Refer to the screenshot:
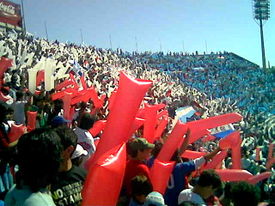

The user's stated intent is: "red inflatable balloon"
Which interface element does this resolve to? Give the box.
[27,111,37,132]
[150,159,175,195]
[181,150,206,159]
[62,92,73,120]
[70,89,89,105]
[69,73,79,89]
[202,134,216,142]
[157,121,188,162]
[215,169,253,182]
[143,104,158,143]
[86,72,152,169]
[247,172,272,185]
[157,109,168,119]
[87,87,102,109]
[268,143,274,160]
[231,140,242,169]
[36,70,45,87]
[266,158,275,170]
[219,131,241,150]
[89,120,107,137]
[8,124,27,143]
[82,143,126,206]
[187,113,242,143]
[154,116,168,140]
[80,75,87,90]
[128,117,145,137]
[188,129,210,144]
[219,131,242,169]
[203,150,228,170]
[144,103,165,111]
[187,113,242,131]
[107,90,117,111]
[136,107,146,119]
[51,88,77,101]
[55,79,75,91]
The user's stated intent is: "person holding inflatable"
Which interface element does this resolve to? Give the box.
[147,128,222,206]
[122,138,155,201]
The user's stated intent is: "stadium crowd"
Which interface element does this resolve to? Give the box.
[0,30,274,206]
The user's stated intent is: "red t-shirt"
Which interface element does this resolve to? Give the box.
[123,159,151,195]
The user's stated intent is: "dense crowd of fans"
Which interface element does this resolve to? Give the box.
[0,30,274,206]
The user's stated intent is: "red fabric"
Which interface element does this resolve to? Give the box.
[205,195,222,206]
[123,159,151,195]
[0,129,9,148]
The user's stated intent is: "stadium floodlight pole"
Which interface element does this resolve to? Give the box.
[135,36,138,53]
[44,21,49,40]
[80,29,84,45]
[20,0,26,34]
[205,40,208,54]
[259,17,266,69]
[109,34,113,50]
[253,0,270,69]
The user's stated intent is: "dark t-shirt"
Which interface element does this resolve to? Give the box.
[51,165,87,206]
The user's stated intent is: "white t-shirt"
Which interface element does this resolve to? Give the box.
[73,127,96,155]
[178,189,206,206]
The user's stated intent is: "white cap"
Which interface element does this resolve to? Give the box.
[72,144,88,159]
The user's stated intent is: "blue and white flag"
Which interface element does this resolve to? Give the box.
[69,60,83,76]
[175,106,196,123]
[212,129,234,140]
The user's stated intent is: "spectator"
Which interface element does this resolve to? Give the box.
[51,126,87,206]
[12,91,27,125]
[128,175,153,206]
[50,116,70,128]
[73,112,96,155]
[4,128,63,206]
[144,191,166,206]
[123,138,155,197]
[71,144,89,167]
[229,181,261,206]
[178,169,222,206]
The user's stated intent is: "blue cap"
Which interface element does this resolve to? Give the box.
[51,116,70,127]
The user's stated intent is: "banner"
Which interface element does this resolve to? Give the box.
[0,0,22,27]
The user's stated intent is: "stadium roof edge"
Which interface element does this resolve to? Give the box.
[229,52,259,68]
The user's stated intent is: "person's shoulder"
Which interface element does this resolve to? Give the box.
[5,185,55,206]
[179,188,192,195]
[178,189,193,203]
[71,165,87,176]
[23,190,55,206]
[176,160,195,170]
[64,165,87,181]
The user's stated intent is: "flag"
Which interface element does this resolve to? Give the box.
[175,106,196,123]
[68,60,83,76]
[212,129,234,139]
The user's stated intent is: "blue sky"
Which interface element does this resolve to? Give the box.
[13,0,274,66]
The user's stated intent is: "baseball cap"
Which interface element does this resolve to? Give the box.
[51,116,70,127]
[129,138,155,151]
[72,144,88,159]
[144,191,166,206]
